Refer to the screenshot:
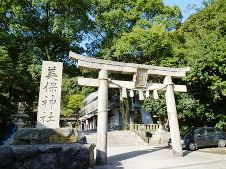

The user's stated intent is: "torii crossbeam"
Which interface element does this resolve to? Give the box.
[69,51,190,165]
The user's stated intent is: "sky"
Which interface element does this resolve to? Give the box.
[163,0,203,21]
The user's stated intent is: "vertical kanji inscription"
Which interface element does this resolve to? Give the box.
[37,61,63,128]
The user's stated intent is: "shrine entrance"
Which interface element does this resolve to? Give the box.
[69,51,190,165]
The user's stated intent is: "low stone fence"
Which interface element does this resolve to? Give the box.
[131,124,170,144]
[0,143,95,169]
[131,124,162,131]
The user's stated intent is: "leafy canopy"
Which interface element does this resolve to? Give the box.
[90,0,182,64]
[0,0,93,120]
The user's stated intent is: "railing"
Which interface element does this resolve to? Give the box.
[131,123,166,143]
[131,124,163,131]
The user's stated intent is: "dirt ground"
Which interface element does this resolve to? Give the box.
[199,147,226,155]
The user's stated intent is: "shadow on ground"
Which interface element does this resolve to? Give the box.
[183,150,193,156]
[94,146,167,169]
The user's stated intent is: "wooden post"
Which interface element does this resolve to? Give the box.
[96,69,108,165]
[164,76,183,157]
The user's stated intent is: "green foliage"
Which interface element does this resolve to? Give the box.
[169,0,226,128]
[0,0,93,121]
[1,0,92,60]
[112,25,173,64]
[175,93,208,127]
[0,95,16,121]
[201,0,216,8]
[48,0,226,130]
[0,46,13,90]
[143,92,209,128]
[62,94,85,117]
[67,95,84,110]
[90,0,182,61]
[0,46,16,120]
[61,77,80,100]
[215,115,226,130]
[143,0,226,129]
[61,76,95,117]
[142,92,166,117]
[81,87,95,97]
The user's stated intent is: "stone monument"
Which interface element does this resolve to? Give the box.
[0,61,95,169]
[37,61,63,128]
[14,61,78,144]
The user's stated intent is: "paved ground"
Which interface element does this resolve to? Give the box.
[199,147,226,155]
[81,130,226,169]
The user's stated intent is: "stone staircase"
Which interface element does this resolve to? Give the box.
[107,130,143,147]
[82,130,143,147]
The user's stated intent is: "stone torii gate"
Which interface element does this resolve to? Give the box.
[69,51,190,165]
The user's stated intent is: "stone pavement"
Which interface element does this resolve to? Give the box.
[81,130,226,169]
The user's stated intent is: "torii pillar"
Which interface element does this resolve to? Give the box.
[165,76,183,157]
[96,69,108,164]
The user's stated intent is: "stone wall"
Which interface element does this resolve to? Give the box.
[0,143,95,169]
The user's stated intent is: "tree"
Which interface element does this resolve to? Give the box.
[1,0,93,60]
[89,0,182,64]
[0,46,17,120]
[142,92,166,118]
[61,75,95,117]
[87,0,226,130]
[160,0,226,129]
[62,94,85,117]
[0,0,94,121]
[202,0,215,8]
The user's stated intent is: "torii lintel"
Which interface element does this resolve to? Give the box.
[69,51,190,78]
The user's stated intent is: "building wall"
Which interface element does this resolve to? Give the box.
[79,92,155,131]
[108,108,120,129]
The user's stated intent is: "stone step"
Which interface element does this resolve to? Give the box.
[82,130,143,147]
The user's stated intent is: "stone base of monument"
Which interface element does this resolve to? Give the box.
[0,143,95,169]
[0,128,95,169]
[149,127,170,144]
[13,128,78,144]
